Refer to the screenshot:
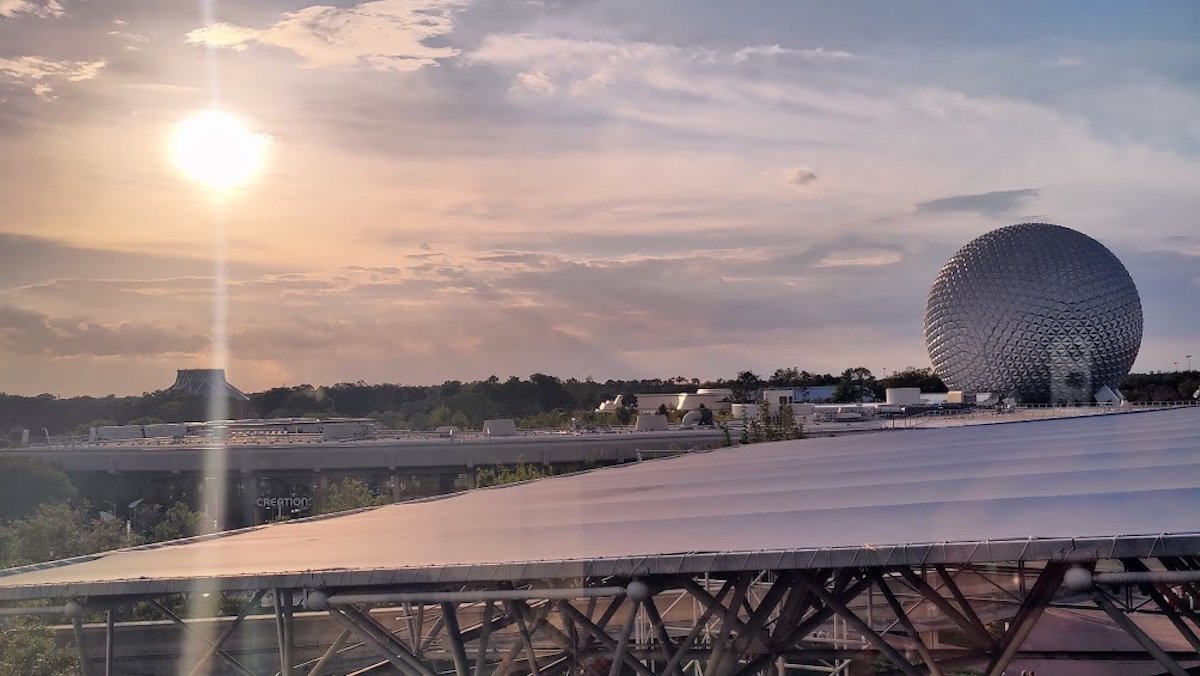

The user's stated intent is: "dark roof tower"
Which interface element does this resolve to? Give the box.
[166,369,250,402]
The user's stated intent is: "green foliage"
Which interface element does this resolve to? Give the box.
[0,618,79,676]
[0,503,127,569]
[149,502,201,542]
[428,404,470,430]
[833,367,878,403]
[6,369,1193,440]
[1122,370,1200,402]
[730,371,764,403]
[516,410,572,429]
[743,402,803,444]
[313,478,384,515]
[0,458,75,520]
[767,368,839,388]
[877,366,947,393]
[475,463,556,488]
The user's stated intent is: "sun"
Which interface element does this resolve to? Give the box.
[170,109,269,190]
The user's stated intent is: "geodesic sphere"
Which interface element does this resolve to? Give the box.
[923,223,1142,403]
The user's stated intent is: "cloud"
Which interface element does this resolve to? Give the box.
[814,251,902,268]
[732,45,854,63]
[0,304,206,357]
[913,188,1040,217]
[467,33,889,123]
[512,70,556,97]
[1055,55,1085,68]
[185,0,467,71]
[0,233,267,289]
[782,167,818,187]
[184,22,260,52]
[107,27,149,51]
[0,56,105,99]
[0,0,62,19]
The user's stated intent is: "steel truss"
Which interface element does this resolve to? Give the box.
[13,557,1200,675]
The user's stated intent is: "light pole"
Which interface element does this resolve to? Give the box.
[1188,354,1193,372]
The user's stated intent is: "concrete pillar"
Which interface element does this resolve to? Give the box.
[238,472,259,527]
[390,473,401,502]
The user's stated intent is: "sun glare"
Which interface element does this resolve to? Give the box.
[170,109,268,190]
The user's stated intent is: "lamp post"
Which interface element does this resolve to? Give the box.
[1188,354,1193,372]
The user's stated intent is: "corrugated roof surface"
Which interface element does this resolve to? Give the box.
[1,408,1197,599]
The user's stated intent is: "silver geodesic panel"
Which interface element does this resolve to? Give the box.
[924,223,1142,404]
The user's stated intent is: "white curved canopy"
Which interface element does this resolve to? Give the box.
[1,407,1197,601]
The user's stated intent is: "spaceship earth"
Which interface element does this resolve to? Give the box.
[923,223,1142,403]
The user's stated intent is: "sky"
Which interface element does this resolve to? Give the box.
[0,0,1197,396]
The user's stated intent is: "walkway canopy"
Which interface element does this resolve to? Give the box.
[1,407,1198,601]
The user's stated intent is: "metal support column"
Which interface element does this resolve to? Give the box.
[187,589,267,676]
[870,570,942,676]
[509,600,544,676]
[793,576,924,676]
[1122,558,1200,654]
[557,600,656,676]
[896,567,994,651]
[1093,591,1190,676]
[274,589,294,676]
[473,601,495,676]
[71,609,90,676]
[608,599,639,676]
[441,602,471,676]
[983,563,1065,676]
[104,609,114,676]
[329,607,423,676]
[305,628,351,676]
[150,599,258,676]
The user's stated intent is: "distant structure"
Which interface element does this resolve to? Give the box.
[166,369,250,417]
[597,389,732,415]
[924,223,1142,404]
[167,369,249,401]
[761,386,837,405]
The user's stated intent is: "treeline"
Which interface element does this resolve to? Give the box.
[0,367,1195,441]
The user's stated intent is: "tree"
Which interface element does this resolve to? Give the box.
[149,502,201,542]
[0,503,127,569]
[878,367,946,393]
[730,371,764,403]
[313,478,384,515]
[0,619,79,676]
[833,367,877,403]
[656,403,670,416]
[744,402,803,444]
[0,458,75,520]
[475,463,555,488]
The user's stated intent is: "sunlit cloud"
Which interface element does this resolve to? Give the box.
[732,44,854,63]
[0,1,1197,393]
[0,55,104,99]
[185,0,467,71]
[0,0,62,19]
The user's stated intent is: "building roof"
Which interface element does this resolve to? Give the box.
[1,407,1197,601]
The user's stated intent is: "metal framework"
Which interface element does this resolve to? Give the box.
[4,409,1198,673]
[10,554,1200,675]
